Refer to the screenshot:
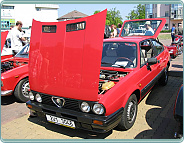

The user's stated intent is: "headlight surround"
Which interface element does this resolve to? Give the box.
[35,93,42,103]
[92,104,105,115]
[80,102,90,113]
[29,92,34,100]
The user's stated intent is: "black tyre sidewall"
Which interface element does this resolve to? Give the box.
[14,77,29,102]
[159,68,168,86]
[117,94,138,130]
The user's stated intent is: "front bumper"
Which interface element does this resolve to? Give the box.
[26,100,123,133]
[1,90,13,96]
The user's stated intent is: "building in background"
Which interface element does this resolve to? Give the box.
[57,10,88,21]
[145,4,183,30]
[1,4,59,30]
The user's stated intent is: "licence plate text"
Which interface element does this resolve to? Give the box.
[46,114,75,129]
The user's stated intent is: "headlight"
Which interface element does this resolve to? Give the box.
[92,104,104,115]
[35,93,42,103]
[80,102,90,113]
[29,92,34,100]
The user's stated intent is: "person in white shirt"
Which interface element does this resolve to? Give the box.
[5,25,14,48]
[144,21,154,36]
[10,21,26,55]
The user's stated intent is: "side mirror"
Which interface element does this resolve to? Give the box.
[147,58,157,66]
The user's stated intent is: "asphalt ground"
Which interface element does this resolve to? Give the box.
[1,39,183,141]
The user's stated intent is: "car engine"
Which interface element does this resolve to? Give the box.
[1,61,28,73]
[99,70,128,94]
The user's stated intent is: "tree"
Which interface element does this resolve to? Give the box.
[127,4,145,20]
[94,8,123,26]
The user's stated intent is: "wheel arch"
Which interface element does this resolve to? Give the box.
[121,88,141,108]
[13,76,29,92]
[132,89,141,103]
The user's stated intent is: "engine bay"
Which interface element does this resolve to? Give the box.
[1,60,28,73]
[99,70,128,94]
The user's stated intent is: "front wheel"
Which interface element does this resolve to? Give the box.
[14,77,30,102]
[117,94,138,130]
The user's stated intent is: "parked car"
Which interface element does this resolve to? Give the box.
[166,35,183,58]
[166,45,178,58]
[174,84,183,138]
[1,44,30,102]
[26,11,170,133]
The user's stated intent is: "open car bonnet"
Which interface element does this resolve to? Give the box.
[29,10,107,101]
[120,18,166,38]
[1,31,8,52]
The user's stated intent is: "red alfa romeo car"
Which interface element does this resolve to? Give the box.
[1,44,30,102]
[26,10,170,133]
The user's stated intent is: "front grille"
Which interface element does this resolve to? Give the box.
[33,92,80,111]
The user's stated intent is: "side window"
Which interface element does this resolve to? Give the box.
[151,41,164,57]
[140,40,151,67]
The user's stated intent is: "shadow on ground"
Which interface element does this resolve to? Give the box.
[135,77,183,139]
[28,117,112,139]
[1,95,18,105]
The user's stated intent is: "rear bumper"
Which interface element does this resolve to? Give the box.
[26,100,123,133]
[1,90,13,96]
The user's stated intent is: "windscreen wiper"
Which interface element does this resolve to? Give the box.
[101,62,112,64]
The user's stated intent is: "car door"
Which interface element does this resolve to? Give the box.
[138,39,164,97]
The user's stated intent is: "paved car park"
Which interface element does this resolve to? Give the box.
[1,50,183,140]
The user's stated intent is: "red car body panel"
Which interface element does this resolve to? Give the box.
[1,31,13,60]
[1,55,13,60]
[29,10,107,101]
[1,31,8,52]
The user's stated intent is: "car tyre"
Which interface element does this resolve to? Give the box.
[159,68,168,86]
[117,94,137,130]
[14,77,30,102]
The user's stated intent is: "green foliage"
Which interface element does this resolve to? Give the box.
[94,8,123,26]
[127,4,145,20]
[160,30,171,33]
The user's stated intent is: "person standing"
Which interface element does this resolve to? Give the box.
[5,25,14,48]
[111,25,118,38]
[171,24,176,42]
[144,21,154,36]
[178,24,183,35]
[10,21,26,55]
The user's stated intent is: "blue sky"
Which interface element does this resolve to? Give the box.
[58,4,138,21]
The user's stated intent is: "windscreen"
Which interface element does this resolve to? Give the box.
[101,42,137,68]
[121,20,162,37]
